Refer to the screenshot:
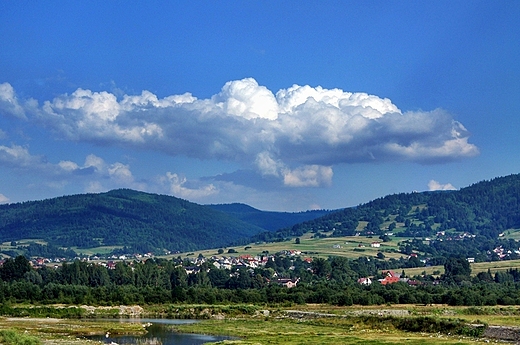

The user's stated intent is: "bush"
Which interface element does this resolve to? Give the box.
[0,329,41,345]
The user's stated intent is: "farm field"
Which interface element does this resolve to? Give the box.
[403,259,520,277]
[173,233,409,260]
[504,228,520,240]
[0,239,48,254]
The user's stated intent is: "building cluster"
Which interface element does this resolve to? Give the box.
[426,231,477,241]
[357,270,420,287]
[489,245,520,260]
[185,251,308,288]
[0,252,158,270]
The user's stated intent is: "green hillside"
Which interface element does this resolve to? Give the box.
[0,189,265,253]
[208,203,332,231]
[2,173,520,260]
[251,174,520,261]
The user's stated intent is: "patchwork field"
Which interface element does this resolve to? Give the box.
[175,233,409,260]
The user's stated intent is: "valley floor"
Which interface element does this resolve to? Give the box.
[1,304,519,345]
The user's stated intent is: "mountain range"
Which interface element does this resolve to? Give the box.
[0,189,330,253]
[251,174,520,255]
[1,173,520,258]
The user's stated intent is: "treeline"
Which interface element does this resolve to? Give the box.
[396,236,520,263]
[1,255,520,307]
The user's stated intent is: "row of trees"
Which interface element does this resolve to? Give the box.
[1,255,520,306]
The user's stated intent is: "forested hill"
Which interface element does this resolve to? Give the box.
[253,173,520,243]
[208,203,333,231]
[0,189,267,253]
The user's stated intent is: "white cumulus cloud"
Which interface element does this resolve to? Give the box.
[0,143,145,193]
[213,78,280,120]
[0,193,10,204]
[0,144,50,170]
[86,181,104,193]
[428,180,457,191]
[0,82,26,119]
[283,165,333,187]
[3,79,479,188]
[58,160,80,171]
[162,172,218,200]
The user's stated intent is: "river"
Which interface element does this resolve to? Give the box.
[88,318,234,345]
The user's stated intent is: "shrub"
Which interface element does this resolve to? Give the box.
[0,329,41,345]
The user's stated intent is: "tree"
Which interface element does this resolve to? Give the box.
[111,262,135,285]
[444,257,471,282]
[311,258,331,278]
[170,266,188,288]
[208,268,229,288]
[0,256,32,282]
[295,237,300,244]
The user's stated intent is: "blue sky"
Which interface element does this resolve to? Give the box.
[0,1,519,211]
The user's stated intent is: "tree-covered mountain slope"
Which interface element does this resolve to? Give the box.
[208,203,333,231]
[253,173,520,244]
[0,189,266,252]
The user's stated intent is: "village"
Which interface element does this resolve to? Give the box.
[0,246,438,289]
[3,228,520,290]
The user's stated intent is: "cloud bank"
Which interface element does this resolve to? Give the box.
[0,142,145,191]
[1,79,479,188]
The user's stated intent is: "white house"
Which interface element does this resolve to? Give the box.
[357,277,372,286]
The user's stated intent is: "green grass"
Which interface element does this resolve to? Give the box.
[170,234,411,260]
[70,245,124,256]
[504,228,520,240]
[403,259,520,278]
[1,239,48,247]
[175,317,484,344]
[0,239,47,258]
[0,239,48,253]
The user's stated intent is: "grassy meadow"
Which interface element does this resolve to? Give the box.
[0,240,48,257]
[175,318,483,345]
[172,304,520,345]
[504,228,520,240]
[174,233,408,260]
[402,259,520,278]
